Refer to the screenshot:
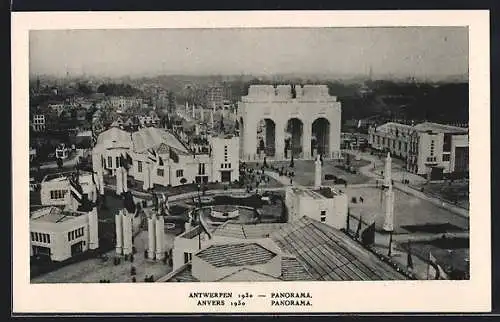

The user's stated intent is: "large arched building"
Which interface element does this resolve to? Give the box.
[238,84,342,161]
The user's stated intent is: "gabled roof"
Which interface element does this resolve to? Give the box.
[95,127,132,149]
[270,217,407,281]
[131,127,189,154]
[196,243,277,268]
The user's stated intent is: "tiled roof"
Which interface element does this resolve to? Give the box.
[196,243,277,268]
[212,222,288,240]
[161,255,312,282]
[131,127,189,154]
[95,127,132,148]
[270,217,407,281]
[216,268,281,282]
[413,122,468,134]
[280,256,314,281]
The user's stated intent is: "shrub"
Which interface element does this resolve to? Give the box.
[180,178,187,184]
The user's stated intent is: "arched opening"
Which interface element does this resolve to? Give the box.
[256,118,276,157]
[285,118,303,158]
[312,118,330,157]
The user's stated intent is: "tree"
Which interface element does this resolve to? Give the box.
[289,155,294,168]
[180,178,187,185]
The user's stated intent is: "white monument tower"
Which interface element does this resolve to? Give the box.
[210,110,214,130]
[382,152,395,232]
[147,213,156,259]
[200,106,204,122]
[314,154,322,189]
[115,210,123,255]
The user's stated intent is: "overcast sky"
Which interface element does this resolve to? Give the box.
[29,27,468,79]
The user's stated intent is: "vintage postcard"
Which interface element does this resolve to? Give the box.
[12,10,490,313]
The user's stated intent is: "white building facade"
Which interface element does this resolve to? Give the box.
[285,186,348,231]
[368,121,469,176]
[238,84,342,161]
[30,206,99,262]
[39,171,98,207]
[92,126,240,189]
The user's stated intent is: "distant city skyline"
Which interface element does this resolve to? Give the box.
[30,27,468,80]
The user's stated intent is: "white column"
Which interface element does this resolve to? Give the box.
[155,214,165,260]
[330,108,342,159]
[384,152,392,187]
[184,221,191,232]
[122,167,128,193]
[116,165,123,195]
[383,185,395,232]
[148,163,155,190]
[303,121,312,160]
[314,155,322,188]
[122,210,133,256]
[98,171,105,195]
[115,210,123,255]
[192,104,195,118]
[143,162,150,191]
[275,121,286,160]
[147,215,156,259]
[88,207,99,250]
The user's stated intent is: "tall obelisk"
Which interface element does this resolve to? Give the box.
[383,152,394,232]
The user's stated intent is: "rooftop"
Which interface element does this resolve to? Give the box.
[132,127,189,154]
[414,122,468,134]
[30,206,85,223]
[42,170,94,183]
[270,217,407,281]
[290,187,335,200]
[375,121,468,135]
[95,127,132,148]
[196,243,277,268]
[212,221,288,240]
[161,255,313,282]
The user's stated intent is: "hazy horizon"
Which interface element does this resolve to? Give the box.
[30,27,468,80]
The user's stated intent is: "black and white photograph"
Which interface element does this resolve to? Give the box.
[12,11,490,313]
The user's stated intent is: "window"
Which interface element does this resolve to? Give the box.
[176,169,184,178]
[398,141,402,150]
[228,163,231,169]
[320,210,326,222]
[68,232,71,241]
[47,234,51,244]
[116,156,120,168]
[443,154,450,162]
[137,161,143,173]
[157,169,164,177]
[184,252,192,264]
[31,232,34,241]
[107,156,112,168]
[221,163,224,169]
[50,190,66,200]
